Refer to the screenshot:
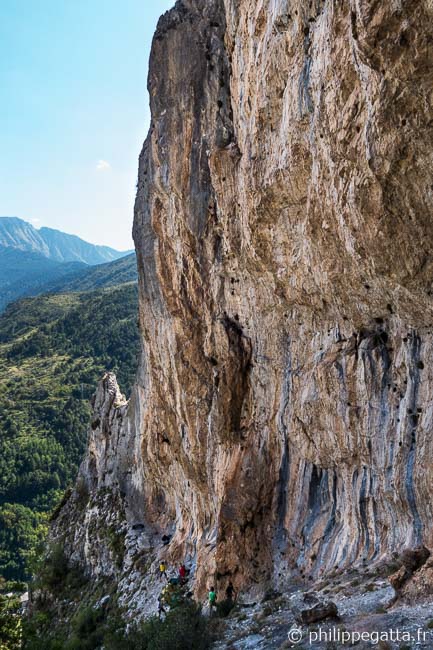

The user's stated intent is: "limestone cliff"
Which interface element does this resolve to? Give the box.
[53,0,433,613]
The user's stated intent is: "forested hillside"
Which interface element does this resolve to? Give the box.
[0,247,86,312]
[44,252,137,294]
[0,282,139,582]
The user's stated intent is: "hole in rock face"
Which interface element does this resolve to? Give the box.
[217,100,223,108]
[210,357,218,366]
[417,360,424,369]
[402,119,407,126]
[375,317,384,324]
[399,32,409,47]
[387,303,393,313]
[364,284,370,290]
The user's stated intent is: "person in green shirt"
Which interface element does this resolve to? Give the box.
[208,586,217,615]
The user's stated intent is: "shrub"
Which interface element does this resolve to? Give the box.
[0,594,22,650]
[23,600,123,650]
[216,598,235,618]
[64,606,105,650]
[71,605,102,638]
[125,602,211,650]
[37,544,68,589]
[106,527,125,568]
[24,599,213,650]
[34,543,87,594]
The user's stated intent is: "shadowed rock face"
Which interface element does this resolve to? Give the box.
[55,0,433,603]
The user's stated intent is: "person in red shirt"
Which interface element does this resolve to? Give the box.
[179,564,187,582]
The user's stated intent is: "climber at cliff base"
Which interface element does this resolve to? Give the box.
[179,563,187,583]
[225,581,236,602]
[208,586,217,615]
[158,594,166,619]
[159,561,168,580]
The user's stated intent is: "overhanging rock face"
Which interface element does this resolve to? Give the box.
[55,0,433,604]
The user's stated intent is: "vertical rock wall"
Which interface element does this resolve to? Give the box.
[56,0,433,602]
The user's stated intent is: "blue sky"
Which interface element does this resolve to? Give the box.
[0,0,174,250]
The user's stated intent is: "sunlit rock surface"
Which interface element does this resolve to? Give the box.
[54,0,433,610]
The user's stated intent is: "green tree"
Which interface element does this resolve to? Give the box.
[0,593,22,650]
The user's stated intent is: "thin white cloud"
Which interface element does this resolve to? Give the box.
[96,159,111,171]
[30,217,40,224]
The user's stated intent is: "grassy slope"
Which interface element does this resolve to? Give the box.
[0,283,139,581]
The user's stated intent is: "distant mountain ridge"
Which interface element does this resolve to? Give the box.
[0,217,136,312]
[0,216,131,265]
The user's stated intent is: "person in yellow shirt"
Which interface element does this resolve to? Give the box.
[159,561,168,580]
